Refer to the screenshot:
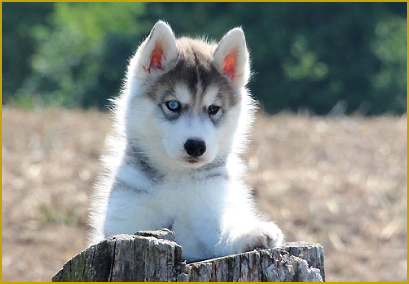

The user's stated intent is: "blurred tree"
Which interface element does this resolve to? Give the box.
[370,15,407,114]
[2,2,54,104]
[3,2,407,114]
[17,2,146,109]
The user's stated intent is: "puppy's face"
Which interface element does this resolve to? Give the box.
[156,82,240,169]
[124,21,249,171]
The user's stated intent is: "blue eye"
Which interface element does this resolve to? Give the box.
[166,100,181,112]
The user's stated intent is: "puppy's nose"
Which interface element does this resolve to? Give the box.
[184,139,206,157]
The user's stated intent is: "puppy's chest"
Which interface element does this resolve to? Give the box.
[114,162,230,210]
[157,173,224,197]
[139,172,228,207]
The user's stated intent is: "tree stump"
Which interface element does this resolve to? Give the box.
[52,229,325,282]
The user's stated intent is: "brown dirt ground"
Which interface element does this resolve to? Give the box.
[2,107,407,281]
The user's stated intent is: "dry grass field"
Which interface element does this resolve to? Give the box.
[2,107,407,281]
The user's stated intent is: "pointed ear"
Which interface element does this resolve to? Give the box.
[213,28,250,87]
[133,21,179,77]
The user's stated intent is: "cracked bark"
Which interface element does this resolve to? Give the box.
[52,229,325,282]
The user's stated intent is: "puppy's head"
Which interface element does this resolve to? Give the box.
[122,21,252,170]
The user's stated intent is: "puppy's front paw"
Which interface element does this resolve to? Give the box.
[237,222,284,253]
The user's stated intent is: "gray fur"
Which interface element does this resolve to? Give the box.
[124,143,164,183]
[112,178,149,194]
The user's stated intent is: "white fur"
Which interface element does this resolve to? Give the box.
[89,21,283,261]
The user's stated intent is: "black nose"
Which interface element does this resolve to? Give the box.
[184,139,206,157]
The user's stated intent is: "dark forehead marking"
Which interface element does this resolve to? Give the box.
[143,38,239,107]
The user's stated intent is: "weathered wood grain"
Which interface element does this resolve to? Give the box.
[52,230,325,282]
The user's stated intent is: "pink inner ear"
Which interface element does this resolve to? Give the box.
[223,51,237,80]
[144,46,164,73]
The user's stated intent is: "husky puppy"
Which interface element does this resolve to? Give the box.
[89,21,283,261]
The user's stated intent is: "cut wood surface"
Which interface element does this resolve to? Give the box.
[52,229,325,282]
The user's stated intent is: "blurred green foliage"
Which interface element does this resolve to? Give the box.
[2,2,407,114]
[3,2,54,106]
